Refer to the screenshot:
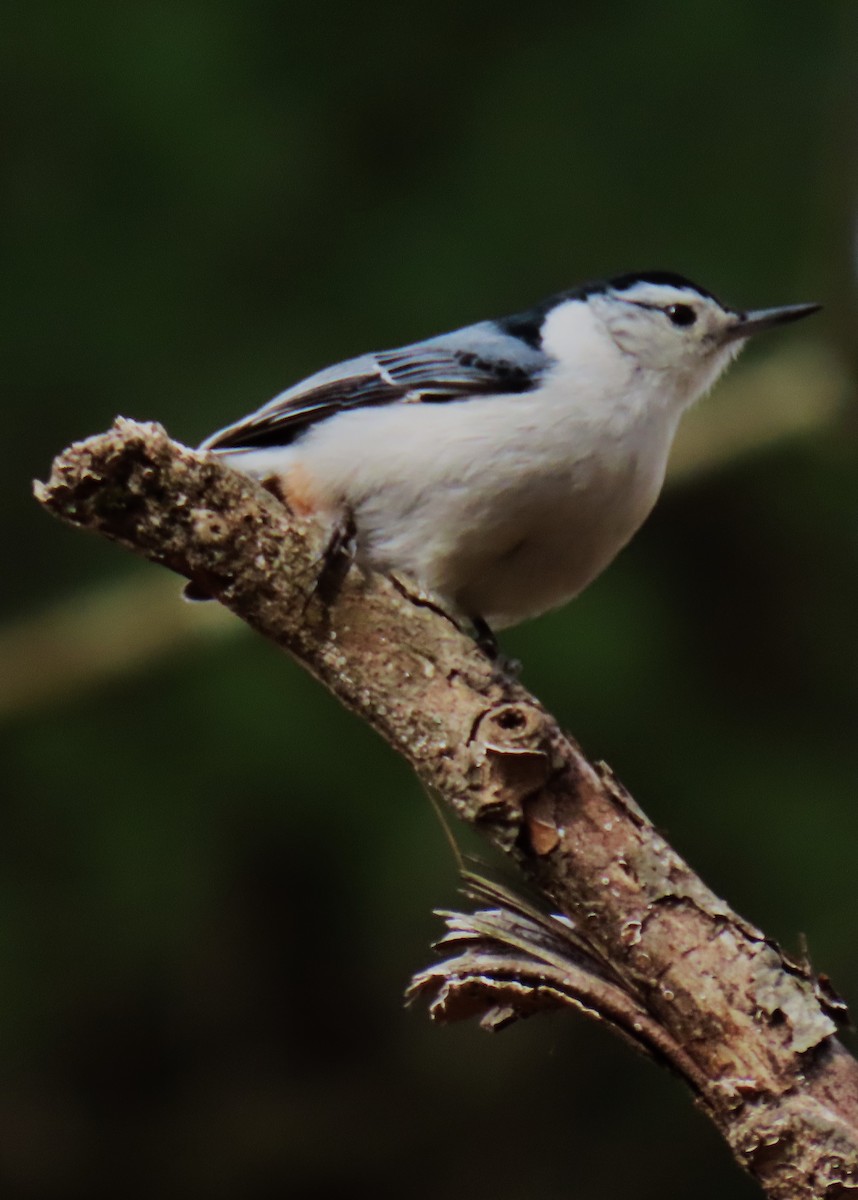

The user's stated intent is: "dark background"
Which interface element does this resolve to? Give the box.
[3,3,857,1197]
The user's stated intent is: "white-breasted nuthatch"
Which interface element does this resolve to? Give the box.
[199,272,819,644]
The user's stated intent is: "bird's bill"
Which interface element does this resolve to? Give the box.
[721,301,822,344]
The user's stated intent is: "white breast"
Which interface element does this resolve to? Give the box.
[217,299,684,628]
[268,320,679,627]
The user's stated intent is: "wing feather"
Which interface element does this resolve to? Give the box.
[201,329,543,452]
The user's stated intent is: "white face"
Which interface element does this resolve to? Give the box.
[588,280,744,403]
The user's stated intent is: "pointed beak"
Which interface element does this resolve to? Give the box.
[721,301,821,345]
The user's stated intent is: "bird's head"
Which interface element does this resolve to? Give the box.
[572,270,820,408]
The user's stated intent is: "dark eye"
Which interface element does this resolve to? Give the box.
[665,304,696,327]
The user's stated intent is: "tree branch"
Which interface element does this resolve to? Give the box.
[34,419,858,1198]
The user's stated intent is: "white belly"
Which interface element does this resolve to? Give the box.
[388,447,669,628]
[227,384,677,629]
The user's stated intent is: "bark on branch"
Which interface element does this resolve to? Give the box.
[35,419,858,1198]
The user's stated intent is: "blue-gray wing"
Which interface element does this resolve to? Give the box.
[200,322,546,452]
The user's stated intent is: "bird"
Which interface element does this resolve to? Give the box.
[198,271,819,649]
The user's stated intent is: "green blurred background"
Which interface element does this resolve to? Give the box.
[3,3,858,1196]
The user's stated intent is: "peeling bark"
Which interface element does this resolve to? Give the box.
[35,419,858,1198]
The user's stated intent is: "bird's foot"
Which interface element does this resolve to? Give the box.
[311,508,358,608]
[471,616,521,678]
